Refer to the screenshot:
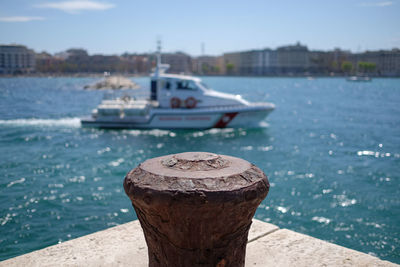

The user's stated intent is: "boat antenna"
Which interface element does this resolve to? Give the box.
[153,38,169,77]
[155,39,161,77]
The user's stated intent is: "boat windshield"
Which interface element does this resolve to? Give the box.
[199,82,210,90]
[177,80,198,90]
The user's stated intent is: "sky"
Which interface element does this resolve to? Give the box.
[0,0,400,56]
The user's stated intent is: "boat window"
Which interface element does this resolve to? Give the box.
[165,81,171,90]
[200,82,210,90]
[177,80,197,90]
[150,80,157,100]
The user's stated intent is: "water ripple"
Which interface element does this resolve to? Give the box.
[7,178,26,187]
[0,118,81,128]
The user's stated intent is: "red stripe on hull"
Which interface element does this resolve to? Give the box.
[214,112,238,128]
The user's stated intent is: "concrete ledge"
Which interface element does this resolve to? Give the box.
[246,228,397,267]
[1,219,397,267]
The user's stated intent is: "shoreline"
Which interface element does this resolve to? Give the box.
[1,73,399,78]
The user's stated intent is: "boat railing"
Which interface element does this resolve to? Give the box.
[155,103,274,113]
[102,90,150,101]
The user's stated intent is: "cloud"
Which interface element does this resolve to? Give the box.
[0,16,45,22]
[36,0,115,13]
[359,1,393,7]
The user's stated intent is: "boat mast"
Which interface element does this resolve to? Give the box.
[150,39,162,102]
[155,39,161,78]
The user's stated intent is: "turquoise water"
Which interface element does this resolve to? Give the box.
[0,77,399,263]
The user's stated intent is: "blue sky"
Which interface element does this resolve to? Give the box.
[0,0,399,56]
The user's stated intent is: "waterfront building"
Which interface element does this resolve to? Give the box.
[120,53,152,74]
[161,52,192,74]
[65,48,89,59]
[0,45,35,74]
[224,43,311,76]
[262,49,279,75]
[233,49,280,76]
[330,48,351,73]
[308,51,331,74]
[276,42,310,74]
[89,55,127,73]
[54,51,69,60]
[215,56,225,75]
[349,49,400,76]
[35,52,64,73]
[192,56,221,75]
[223,51,242,75]
[130,55,152,74]
[240,50,264,75]
[3,43,398,76]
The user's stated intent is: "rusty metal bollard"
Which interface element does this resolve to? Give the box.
[123,152,269,267]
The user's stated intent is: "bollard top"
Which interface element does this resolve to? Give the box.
[124,152,269,196]
[142,152,249,178]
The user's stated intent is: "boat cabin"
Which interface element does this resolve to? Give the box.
[151,74,208,109]
[151,74,248,109]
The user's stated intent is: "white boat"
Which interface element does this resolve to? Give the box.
[346,76,372,82]
[81,46,275,129]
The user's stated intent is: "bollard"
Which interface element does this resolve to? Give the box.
[123,152,269,267]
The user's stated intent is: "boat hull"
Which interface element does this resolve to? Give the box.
[346,76,372,82]
[81,104,274,129]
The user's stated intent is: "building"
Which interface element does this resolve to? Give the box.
[236,49,279,76]
[64,48,89,63]
[349,49,400,77]
[223,51,242,75]
[3,43,399,76]
[192,56,221,75]
[0,45,35,74]
[239,50,263,75]
[224,44,311,76]
[276,42,310,74]
[126,54,152,74]
[221,43,371,76]
[330,48,351,73]
[308,51,331,74]
[261,49,279,75]
[35,52,64,73]
[161,52,192,74]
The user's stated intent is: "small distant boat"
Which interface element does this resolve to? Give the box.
[81,44,275,129]
[346,76,372,82]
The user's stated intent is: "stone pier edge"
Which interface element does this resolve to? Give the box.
[1,219,397,267]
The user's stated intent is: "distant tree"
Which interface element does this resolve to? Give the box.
[358,61,376,74]
[226,63,235,75]
[201,64,209,74]
[341,61,353,75]
[331,61,338,71]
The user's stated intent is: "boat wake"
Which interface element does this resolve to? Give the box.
[0,117,81,128]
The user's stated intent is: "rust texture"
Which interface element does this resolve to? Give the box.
[123,152,270,267]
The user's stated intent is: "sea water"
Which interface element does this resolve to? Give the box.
[0,77,399,263]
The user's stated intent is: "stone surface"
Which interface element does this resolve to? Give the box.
[123,152,270,267]
[1,220,147,267]
[246,229,397,267]
[2,219,397,267]
[247,220,279,243]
